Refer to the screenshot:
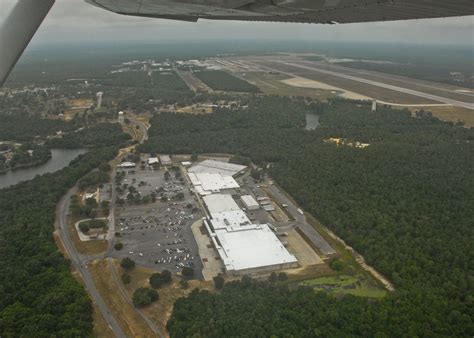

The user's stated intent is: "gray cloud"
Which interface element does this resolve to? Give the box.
[1,0,473,45]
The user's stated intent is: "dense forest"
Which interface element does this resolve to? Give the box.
[0,147,118,336]
[47,123,131,148]
[98,71,194,105]
[141,97,474,336]
[0,112,76,142]
[0,144,51,174]
[0,120,129,336]
[194,70,260,93]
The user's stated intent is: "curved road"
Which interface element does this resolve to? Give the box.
[56,188,126,338]
[55,119,158,338]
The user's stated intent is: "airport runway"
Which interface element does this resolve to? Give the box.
[278,61,473,109]
[231,56,473,109]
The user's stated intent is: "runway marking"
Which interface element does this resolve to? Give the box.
[299,60,474,98]
[277,61,473,110]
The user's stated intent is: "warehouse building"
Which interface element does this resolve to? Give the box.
[118,161,136,168]
[187,159,246,196]
[240,195,259,210]
[159,155,172,166]
[188,159,246,177]
[188,172,240,196]
[148,157,159,165]
[202,194,298,275]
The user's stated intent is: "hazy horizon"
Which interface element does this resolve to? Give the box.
[1,0,473,49]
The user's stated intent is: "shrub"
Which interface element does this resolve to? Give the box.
[121,257,135,270]
[132,287,158,308]
[213,274,225,290]
[121,273,131,285]
[182,267,194,278]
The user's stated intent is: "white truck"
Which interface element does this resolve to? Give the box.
[297,208,304,215]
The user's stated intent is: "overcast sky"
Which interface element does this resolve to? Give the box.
[1,0,473,47]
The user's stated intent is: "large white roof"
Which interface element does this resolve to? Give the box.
[213,223,297,272]
[203,194,240,214]
[197,173,239,192]
[202,194,297,273]
[189,159,246,177]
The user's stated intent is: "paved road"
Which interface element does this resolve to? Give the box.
[265,181,336,256]
[56,188,126,338]
[277,61,474,110]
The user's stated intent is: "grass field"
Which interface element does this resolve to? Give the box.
[194,70,260,93]
[68,219,108,255]
[238,72,337,99]
[89,259,156,337]
[302,274,387,298]
[92,304,115,338]
[408,106,474,127]
[114,261,214,332]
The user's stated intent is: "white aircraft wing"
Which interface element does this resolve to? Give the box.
[86,0,474,24]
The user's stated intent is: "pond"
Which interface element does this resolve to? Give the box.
[305,114,320,130]
[0,148,87,189]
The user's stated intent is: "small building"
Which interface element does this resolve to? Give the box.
[148,157,159,165]
[118,111,124,123]
[263,204,275,212]
[119,161,136,168]
[240,195,259,210]
[159,155,172,166]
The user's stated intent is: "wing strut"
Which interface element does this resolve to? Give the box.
[0,0,55,86]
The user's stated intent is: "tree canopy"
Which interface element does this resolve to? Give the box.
[141,96,473,337]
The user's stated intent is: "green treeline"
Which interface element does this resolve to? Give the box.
[0,144,51,174]
[194,70,260,93]
[140,97,474,336]
[47,123,131,148]
[0,147,118,337]
[0,112,77,142]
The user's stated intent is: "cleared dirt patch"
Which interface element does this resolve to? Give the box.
[281,76,372,100]
[287,229,323,266]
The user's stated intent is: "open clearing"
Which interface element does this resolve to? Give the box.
[302,274,387,298]
[239,72,337,99]
[280,76,371,100]
[408,105,474,127]
[89,259,156,337]
[67,218,108,255]
[113,259,213,334]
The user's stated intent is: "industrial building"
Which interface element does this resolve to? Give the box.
[148,157,159,165]
[118,161,136,168]
[188,172,240,196]
[159,155,172,166]
[202,194,298,275]
[187,159,246,196]
[188,159,246,177]
[240,195,259,210]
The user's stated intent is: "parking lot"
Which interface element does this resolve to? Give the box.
[112,164,203,278]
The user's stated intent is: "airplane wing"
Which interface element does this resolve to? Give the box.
[86,0,474,24]
[1,0,473,86]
